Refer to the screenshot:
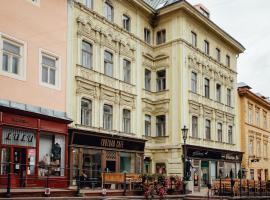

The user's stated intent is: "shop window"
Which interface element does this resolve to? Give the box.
[123,14,130,32]
[145,69,151,91]
[145,114,151,136]
[123,109,131,133]
[144,157,151,174]
[38,133,65,176]
[82,149,101,180]
[120,152,135,173]
[156,115,166,137]
[136,154,143,174]
[156,70,166,91]
[104,50,113,77]
[81,40,93,69]
[27,149,36,175]
[123,59,131,83]
[104,1,113,22]
[191,72,197,93]
[81,98,92,126]
[71,148,79,185]
[0,148,10,175]
[156,163,166,174]
[103,104,113,130]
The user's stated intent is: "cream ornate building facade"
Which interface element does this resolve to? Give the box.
[66,0,244,188]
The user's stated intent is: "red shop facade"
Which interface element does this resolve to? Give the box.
[0,103,72,188]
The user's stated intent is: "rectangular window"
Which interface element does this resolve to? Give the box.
[81,41,92,69]
[2,40,21,75]
[144,28,151,44]
[191,72,197,93]
[145,69,151,91]
[192,116,198,138]
[217,123,222,142]
[250,169,254,180]
[263,143,268,158]
[257,140,261,157]
[82,0,93,9]
[204,78,210,98]
[191,31,197,47]
[249,138,254,155]
[204,40,209,55]
[81,98,92,126]
[216,84,221,103]
[0,148,10,175]
[41,53,57,86]
[205,119,211,140]
[156,29,166,45]
[156,70,166,91]
[104,51,113,77]
[123,59,131,83]
[263,112,267,129]
[227,88,232,106]
[103,104,113,130]
[216,48,221,62]
[226,55,230,67]
[156,115,165,137]
[104,1,113,22]
[120,152,135,173]
[256,109,260,126]
[123,14,130,32]
[228,126,233,144]
[145,115,151,136]
[248,105,253,124]
[123,109,131,133]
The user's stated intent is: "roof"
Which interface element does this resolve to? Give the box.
[143,0,180,9]
[238,82,252,89]
[0,98,72,122]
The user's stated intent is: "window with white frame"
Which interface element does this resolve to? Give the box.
[249,138,254,156]
[81,40,92,69]
[216,48,221,62]
[256,108,260,127]
[123,109,131,133]
[145,69,151,91]
[257,140,261,157]
[227,88,232,106]
[103,104,113,130]
[123,59,131,83]
[263,142,268,158]
[104,50,113,77]
[41,52,58,86]
[204,40,209,55]
[123,14,130,32]
[156,115,165,137]
[104,1,113,22]
[191,72,197,93]
[144,28,151,44]
[205,119,211,140]
[156,29,166,45]
[191,31,197,47]
[204,78,210,98]
[81,98,92,126]
[145,114,151,136]
[228,126,233,144]
[156,70,166,91]
[248,104,253,124]
[192,116,198,138]
[216,84,221,103]
[82,0,93,9]
[1,38,23,76]
[263,111,267,129]
[217,123,222,142]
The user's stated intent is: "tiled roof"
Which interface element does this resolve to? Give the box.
[143,0,180,9]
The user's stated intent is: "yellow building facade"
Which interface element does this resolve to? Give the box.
[66,0,244,189]
[238,83,270,181]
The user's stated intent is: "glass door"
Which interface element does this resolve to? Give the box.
[13,148,27,187]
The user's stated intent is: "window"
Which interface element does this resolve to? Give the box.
[192,116,198,138]
[216,84,221,103]
[104,1,113,22]
[191,72,197,93]
[227,88,232,106]
[145,69,151,91]
[156,29,166,45]
[228,126,233,144]
[144,28,151,44]
[81,98,92,126]
[248,105,253,124]
[2,39,22,76]
[81,41,92,69]
[204,78,210,98]
[156,70,166,91]
[263,143,268,158]
[82,0,93,9]
[41,52,58,86]
[205,119,211,140]
[191,31,197,47]
[156,163,166,174]
[263,111,267,129]
[204,40,209,55]
[250,169,254,180]
[120,152,135,173]
[1,148,10,175]
[216,48,221,62]
[156,115,165,137]
[123,59,131,83]
[123,109,131,133]
[104,51,113,77]
[103,104,113,130]
[257,140,261,157]
[145,115,151,136]
[217,123,222,142]
[249,138,254,155]
[226,55,230,67]
[256,109,260,126]
[123,14,130,31]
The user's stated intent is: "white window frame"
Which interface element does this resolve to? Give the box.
[39,48,61,90]
[0,33,27,81]
[82,0,93,9]
[123,58,131,83]
[104,1,113,22]
[81,98,92,126]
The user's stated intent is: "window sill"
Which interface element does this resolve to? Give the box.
[203,139,215,142]
[0,71,26,81]
[189,136,201,140]
[39,81,60,91]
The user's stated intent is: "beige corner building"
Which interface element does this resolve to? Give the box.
[66,0,244,189]
[238,83,270,181]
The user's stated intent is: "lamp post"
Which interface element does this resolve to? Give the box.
[181,125,188,194]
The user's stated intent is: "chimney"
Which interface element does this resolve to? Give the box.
[194,3,210,18]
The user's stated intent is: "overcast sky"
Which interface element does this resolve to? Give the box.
[187,0,270,97]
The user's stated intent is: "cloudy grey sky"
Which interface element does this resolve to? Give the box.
[187,0,270,97]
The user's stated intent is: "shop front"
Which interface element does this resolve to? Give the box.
[0,104,71,188]
[185,145,243,191]
[69,129,145,188]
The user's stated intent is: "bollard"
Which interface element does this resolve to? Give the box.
[5,162,11,198]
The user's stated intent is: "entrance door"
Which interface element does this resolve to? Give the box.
[201,161,209,187]
[13,148,26,187]
[105,151,116,172]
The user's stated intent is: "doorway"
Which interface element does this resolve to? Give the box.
[201,161,209,187]
[13,148,27,187]
[105,151,116,172]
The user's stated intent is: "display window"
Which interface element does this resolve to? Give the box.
[120,152,135,173]
[0,148,10,175]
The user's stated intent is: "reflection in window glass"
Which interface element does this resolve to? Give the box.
[120,152,135,173]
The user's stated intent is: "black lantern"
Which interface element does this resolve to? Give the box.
[181,125,188,194]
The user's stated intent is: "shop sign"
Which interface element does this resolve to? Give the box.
[101,138,124,149]
[2,128,36,147]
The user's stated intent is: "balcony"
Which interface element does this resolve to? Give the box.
[142,89,169,102]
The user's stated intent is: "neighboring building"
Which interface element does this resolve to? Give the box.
[238,83,270,181]
[0,0,70,188]
[67,0,244,190]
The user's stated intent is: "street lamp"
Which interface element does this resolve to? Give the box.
[181,125,188,194]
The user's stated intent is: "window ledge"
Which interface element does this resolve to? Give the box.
[189,136,201,140]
